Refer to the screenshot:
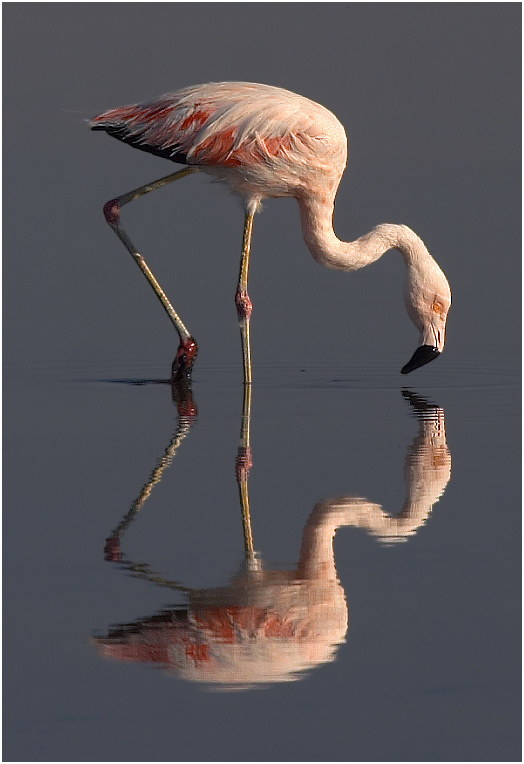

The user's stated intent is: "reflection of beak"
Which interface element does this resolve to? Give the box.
[401,345,440,374]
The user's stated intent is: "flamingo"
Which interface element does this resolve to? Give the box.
[91,82,451,380]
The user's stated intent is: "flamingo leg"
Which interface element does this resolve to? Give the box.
[235,210,255,386]
[101,167,199,379]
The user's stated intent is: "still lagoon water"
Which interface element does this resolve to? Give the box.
[3,356,520,761]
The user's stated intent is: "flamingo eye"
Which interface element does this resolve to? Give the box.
[432,300,443,315]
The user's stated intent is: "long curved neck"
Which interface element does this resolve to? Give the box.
[298,194,430,272]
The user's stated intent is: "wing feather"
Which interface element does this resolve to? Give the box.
[91,82,346,168]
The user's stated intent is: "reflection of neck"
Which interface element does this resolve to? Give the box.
[296,506,340,581]
[303,401,450,545]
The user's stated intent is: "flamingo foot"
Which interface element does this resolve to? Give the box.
[171,337,198,382]
[104,535,122,562]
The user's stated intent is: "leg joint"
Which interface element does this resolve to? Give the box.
[235,290,253,320]
[103,198,121,227]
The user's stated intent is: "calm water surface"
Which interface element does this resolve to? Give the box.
[3,358,520,761]
[3,4,521,761]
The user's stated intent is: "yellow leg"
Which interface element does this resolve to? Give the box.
[235,210,255,386]
[102,168,199,375]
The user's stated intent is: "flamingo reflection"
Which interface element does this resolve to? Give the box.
[94,385,450,688]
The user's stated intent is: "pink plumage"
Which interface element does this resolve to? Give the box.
[91,81,345,166]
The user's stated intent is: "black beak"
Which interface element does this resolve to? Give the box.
[401,345,440,374]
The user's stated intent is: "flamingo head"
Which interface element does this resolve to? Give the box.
[402,262,451,374]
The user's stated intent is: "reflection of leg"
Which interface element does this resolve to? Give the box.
[117,557,194,594]
[235,211,255,386]
[236,381,258,568]
[170,375,198,419]
[104,420,193,561]
[102,167,199,376]
[104,381,196,562]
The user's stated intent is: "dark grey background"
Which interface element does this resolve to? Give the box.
[3,3,521,762]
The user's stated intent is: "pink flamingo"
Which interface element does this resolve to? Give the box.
[91,82,451,380]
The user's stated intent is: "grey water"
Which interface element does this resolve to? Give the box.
[3,4,521,762]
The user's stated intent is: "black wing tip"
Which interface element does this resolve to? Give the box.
[90,123,189,163]
[401,345,440,375]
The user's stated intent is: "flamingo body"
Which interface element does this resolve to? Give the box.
[92,82,451,376]
[91,82,347,211]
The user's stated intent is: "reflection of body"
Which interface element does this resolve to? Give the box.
[97,503,349,687]
[94,388,450,687]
